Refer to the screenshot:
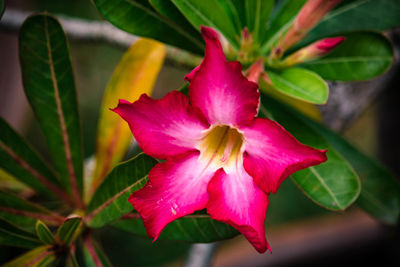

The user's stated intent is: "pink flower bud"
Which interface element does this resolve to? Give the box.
[272,0,341,58]
[281,36,345,67]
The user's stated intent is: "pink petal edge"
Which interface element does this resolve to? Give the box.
[129,151,217,240]
[241,118,328,194]
[207,168,270,253]
[111,91,209,159]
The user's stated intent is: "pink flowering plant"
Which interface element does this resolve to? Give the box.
[1,0,400,265]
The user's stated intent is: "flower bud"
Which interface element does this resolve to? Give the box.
[282,36,345,67]
[272,0,341,58]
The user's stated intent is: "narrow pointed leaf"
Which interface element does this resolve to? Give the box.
[0,219,42,248]
[36,220,57,244]
[302,0,400,45]
[230,0,246,28]
[0,118,71,202]
[57,216,82,245]
[267,68,328,104]
[149,0,203,39]
[3,245,55,267]
[93,0,204,54]
[112,212,239,243]
[260,0,307,54]
[91,39,165,197]
[304,119,400,224]
[260,94,361,211]
[19,14,84,205]
[171,0,240,49]
[87,154,157,228]
[216,0,243,33]
[83,235,112,267]
[302,32,393,81]
[245,0,274,43]
[0,191,65,230]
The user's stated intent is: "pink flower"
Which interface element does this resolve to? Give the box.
[112,26,327,253]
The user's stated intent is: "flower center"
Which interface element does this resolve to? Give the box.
[197,125,244,171]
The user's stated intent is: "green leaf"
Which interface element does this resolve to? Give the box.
[216,0,243,33]
[93,0,204,54]
[267,67,328,104]
[230,0,246,28]
[171,0,240,49]
[149,0,204,39]
[0,219,42,248]
[87,153,157,228]
[259,94,361,210]
[303,119,400,224]
[0,191,65,230]
[19,14,84,204]
[112,212,239,243]
[260,0,307,54]
[36,220,57,245]
[245,0,274,43]
[0,118,72,203]
[302,0,400,45]
[83,236,112,267]
[56,216,82,245]
[302,32,393,81]
[3,245,56,267]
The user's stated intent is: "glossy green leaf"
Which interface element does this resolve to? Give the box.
[0,219,42,248]
[0,191,64,230]
[267,67,328,104]
[260,0,307,54]
[19,14,84,203]
[93,0,204,54]
[3,245,55,267]
[112,212,239,243]
[36,220,56,245]
[83,236,112,267]
[172,0,240,49]
[302,0,400,45]
[302,32,393,81]
[260,94,361,210]
[304,119,400,224]
[57,216,82,245]
[149,0,203,39]
[245,0,274,43]
[87,153,157,228]
[0,118,72,202]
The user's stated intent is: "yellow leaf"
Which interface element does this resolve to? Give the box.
[89,39,166,199]
[259,79,322,121]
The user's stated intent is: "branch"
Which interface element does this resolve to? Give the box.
[0,8,201,69]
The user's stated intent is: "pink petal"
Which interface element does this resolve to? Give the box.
[129,151,216,240]
[111,91,209,159]
[241,118,328,194]
[185,26,260,127]
[207,167,270,253]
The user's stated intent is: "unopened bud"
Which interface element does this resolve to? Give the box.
[282,36,345,67]
[273,0,341,58]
